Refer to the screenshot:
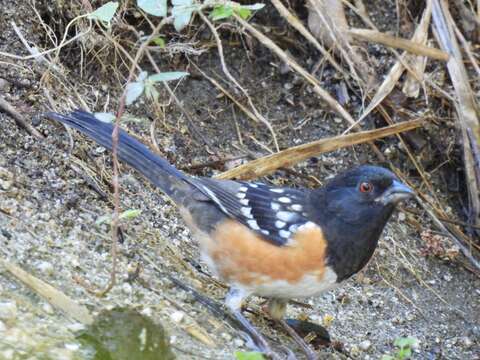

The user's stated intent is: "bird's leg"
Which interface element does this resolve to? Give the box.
[267,299,318,360]
[226,288,281,359]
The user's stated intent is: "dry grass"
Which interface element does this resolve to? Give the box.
[1,0,479,357]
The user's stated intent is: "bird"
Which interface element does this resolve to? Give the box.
[46,110,414,359]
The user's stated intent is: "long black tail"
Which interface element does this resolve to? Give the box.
[46,110,192,202]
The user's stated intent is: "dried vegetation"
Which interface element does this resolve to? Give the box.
[0,0,479,359]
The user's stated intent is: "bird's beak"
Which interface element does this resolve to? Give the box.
[376,180,415,205]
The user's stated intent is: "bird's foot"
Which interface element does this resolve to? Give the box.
[277,318,319,360]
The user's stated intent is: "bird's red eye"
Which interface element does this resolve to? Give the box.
[359,182,373,193]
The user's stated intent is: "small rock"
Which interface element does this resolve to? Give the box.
[141,307,153,317]
[37,261,54,275]
[461,336,473,349]
[233,338,244,347]
[221,332,232,341]
[349,344,360,357]
[359,340,371,351]
[0,301,17,321]
[0,320,6,331]
[0,179,12,191]
[334,117,343,124]
[64,343,80,351]
[122,282,133,294]
[42,302,54,314]
[398,212,406,221]
[170,311,185,324]
[67,322,86,332]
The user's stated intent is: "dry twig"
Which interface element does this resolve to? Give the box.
[348,28,449,61]
[0,95,44,139]
[217,119,423,180]
[1,257,93,325]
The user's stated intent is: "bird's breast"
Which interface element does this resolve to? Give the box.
[197,219,338,298]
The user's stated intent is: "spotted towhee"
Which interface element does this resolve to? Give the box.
[47,110,414,359]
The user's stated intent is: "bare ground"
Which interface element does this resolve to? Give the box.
[0,0,479,359]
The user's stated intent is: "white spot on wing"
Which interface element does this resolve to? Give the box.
[270,188,284,193]
[276,211,295,222]
[261,229,270,235]
[241,207,253,218]
[271,202,280,211]
[291,204,303,211]
[298,221,317,230]
[275,220,286,228]
[289,224,299,233]
[236,192,246,199]
[279,230,291,238]
[247,219,260,230]
[239,198,249,206]
[239,186,248,192]
[278,197,291,204]
[249,183,258,188]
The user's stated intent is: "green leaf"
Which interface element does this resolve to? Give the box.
[394,337,418,349]
[397,347,412,360]
[171,0,196,31]
[234,351,265,360]
[94,112,116,123]
[137,0,167,17]
[125,81,145,106]
[88,2,119,23]
[119,209,142,220]
[210,5,234,21]
[148,71,189,83]
[152,37,166,47]
[95,209,141,226]
[235,7,251,20]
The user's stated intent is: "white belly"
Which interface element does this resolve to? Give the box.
[244,267,338,299]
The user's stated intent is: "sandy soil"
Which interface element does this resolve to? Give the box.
[0,0,479,359]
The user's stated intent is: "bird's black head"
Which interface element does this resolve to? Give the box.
[322,165,414,223]
[312,165,414,281]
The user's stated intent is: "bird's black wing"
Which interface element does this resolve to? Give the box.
[192,178,312,246]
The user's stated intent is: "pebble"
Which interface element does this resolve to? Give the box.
[64,343,80,351]
[0,320,6,331]
[349,344,360,357]
[42,302,54,314]
[67,322,86,332]
[170,311,185,323]
[0,301,17,321]
[461,336,473,349]
[359,340,372,351]
[37,261,54,275]
[0,178,12,191]
[233,338,244,347]
[221,332,232,341]
[398,212,406,221]
[122,282,133,294]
